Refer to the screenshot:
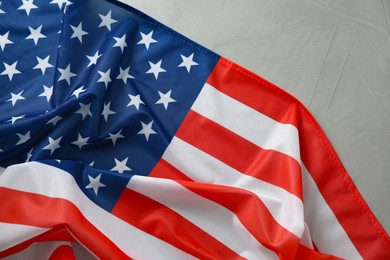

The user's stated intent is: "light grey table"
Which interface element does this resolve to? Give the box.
[121,0,390,234]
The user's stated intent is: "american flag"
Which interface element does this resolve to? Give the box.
[0,0,389,259]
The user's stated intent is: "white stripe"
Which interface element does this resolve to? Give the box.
[192,83,301,162]
[0,162,195,260]
[163,137,304,237]
[128,175,278,260]
[0,222,49,252]
[301,164,362,260]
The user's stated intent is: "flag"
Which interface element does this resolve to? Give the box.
[0,0,389,259]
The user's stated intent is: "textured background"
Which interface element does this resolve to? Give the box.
[121,0,390,234]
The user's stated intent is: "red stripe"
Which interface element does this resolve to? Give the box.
[175,180,340,260]
[49,245,76,260]
[176,110,303,199]
[149,158,194,181]
[207,58,299,126]
[298,107,390,259]
[0,187,130,259]
[150,160,194,181]
[112,188,243,260]
[208,58,390,258]
[149,159,337,259]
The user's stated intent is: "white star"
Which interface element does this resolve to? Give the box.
[86,50,102,67]
[57,64,76,85]
[33,55,53,74]
[70,22,88,43]
[156,90,176,110]
[178,53,198,73]
[1,61,21,81]
[127,94,144,110]
[116,66,134,84]
[97,69,111,88]
[7,115,25,125]
[26,25,46,45]
[75,103,92,120]
[138,120,157,141]
[0,1,5,14]
[111,157,131,174]
[71,133,90,150]
[38,85,53,102]
[18,0,37,16]
[26,148,33,162]
[46,116,62,127]
[0,31,13,51]
[50,0,72,10]
[7,91,25,106]
[89,161,95,167]
[98,10,117,31]
[43,136,62,155]
[85,174,106,195]
[107,130,124,146]
[16,131,31,145]
[71,85,86,98]
[146,60,166,80]
[137,31,157,50]
[101,101,115,122]
[113,34,127,53]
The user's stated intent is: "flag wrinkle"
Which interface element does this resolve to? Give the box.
[0,0,389,258]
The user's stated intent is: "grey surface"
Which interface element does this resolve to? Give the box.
[121,0,390,234]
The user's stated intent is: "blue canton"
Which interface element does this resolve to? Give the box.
[0,0,219,180]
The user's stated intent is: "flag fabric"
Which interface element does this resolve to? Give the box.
[0,0,389,259]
